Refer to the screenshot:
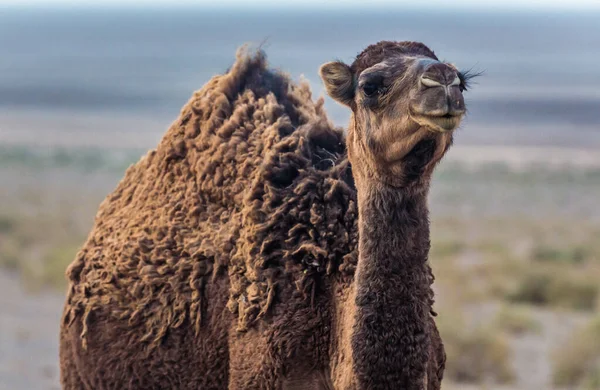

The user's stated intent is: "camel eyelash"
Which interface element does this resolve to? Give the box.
[458,69,484,91]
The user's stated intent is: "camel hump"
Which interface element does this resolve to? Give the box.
[62,46,357,348]
[137,45,343,208]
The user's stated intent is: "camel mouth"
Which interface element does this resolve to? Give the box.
[412,113,463,133]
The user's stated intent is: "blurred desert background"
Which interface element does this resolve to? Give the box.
[1,1,600,389]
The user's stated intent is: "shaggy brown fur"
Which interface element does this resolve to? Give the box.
[60,41,465,389]
[320,40,466,390]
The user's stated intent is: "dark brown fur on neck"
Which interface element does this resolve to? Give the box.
[322,40,467,389]
[352,160,436,390]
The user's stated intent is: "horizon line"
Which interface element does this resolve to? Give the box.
[2,0,600,12]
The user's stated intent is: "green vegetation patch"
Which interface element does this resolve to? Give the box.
[531,245,590,265]
[507,267,598,311]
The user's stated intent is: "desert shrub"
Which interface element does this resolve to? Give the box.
[438,314,514,384]
[0,214,16,234]
[507,268,598,311]
[493,304,541,335]
[0,210,85,290]
[41,243,81,289]
[0,236,20,270]
[431,239,466,258]
[531,245,588,265]
[552,316,600,388]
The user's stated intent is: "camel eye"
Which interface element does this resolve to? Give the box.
[361,75,384,97]
[362,82,379,97]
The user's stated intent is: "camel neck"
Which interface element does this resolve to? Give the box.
[351,180,433,390]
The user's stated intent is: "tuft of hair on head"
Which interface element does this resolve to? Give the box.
[457,68,484,91]
[319,61,355,107]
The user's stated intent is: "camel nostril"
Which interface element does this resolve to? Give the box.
[421,77,444,88]
[421,74,461,88]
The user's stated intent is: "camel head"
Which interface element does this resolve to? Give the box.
[320,41,474,187]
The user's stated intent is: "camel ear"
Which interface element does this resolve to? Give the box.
[319,61,355,107]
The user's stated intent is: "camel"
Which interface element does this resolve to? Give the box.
[60,40,474,389]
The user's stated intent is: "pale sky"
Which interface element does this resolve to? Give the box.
[1,0,600,10]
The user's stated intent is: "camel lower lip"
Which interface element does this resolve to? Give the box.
[414,114,461,132]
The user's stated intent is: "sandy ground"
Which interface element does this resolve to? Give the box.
[0,271,63,390]
[0,266,591,390]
